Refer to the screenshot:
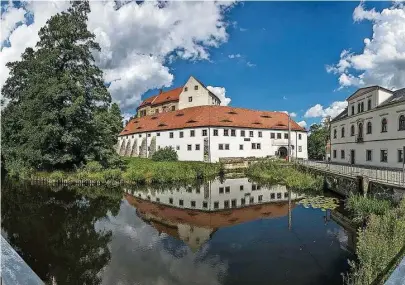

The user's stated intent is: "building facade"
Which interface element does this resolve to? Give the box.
[119,76,307,162]
[330,86,405,169]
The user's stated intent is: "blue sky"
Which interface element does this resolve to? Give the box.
[2,1,404,127]
[143,1,392,127]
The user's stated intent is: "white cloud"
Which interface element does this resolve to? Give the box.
[1,1,234,113]
[239,27,247,32]
[304,101,348,119]
[246,61,256,67]
[1,2,26,43]
[283,96,287,100]
[297,121,307,128]
[228,53,241,59]
[289,112,297,118]
[207,86,231,106]
[327,3,405,89]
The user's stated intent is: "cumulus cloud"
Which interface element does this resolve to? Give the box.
[207,86,231,106]
[327,3,405,89]
[1,1,234,113]
[304,101,348,119]
[297,121,307,128]
[228,54,241,59]
[289,112,297,118]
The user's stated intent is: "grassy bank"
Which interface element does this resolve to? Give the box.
[344,195,405,285]
[31,157,223,185]
[245,160,323,193]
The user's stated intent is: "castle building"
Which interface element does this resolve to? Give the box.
[118,76,308,162]
[330,86,405,169]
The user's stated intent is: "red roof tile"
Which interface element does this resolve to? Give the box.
[120,106,305,136]
[137,87,183,110]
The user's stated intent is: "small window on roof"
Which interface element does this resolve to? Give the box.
[176,113,184,117]
[186,119,197,123]
[260,114,271,118]
[158,123,167,127]
[134,120,139,123]
[136,127,142,129]
[221,119,232,123]
[228,110,237,115]
[252,121,262,125]
[151,116,158,120]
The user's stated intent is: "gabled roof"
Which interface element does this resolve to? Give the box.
[120,105,305,136]
[346,86,393,101]
[137,87,183,110]
[378,87,405,107]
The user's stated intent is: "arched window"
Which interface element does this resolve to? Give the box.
[361,102,364,112]
[367,99,372,110]
[381,118,388,133]
[351,125,355,136]
[357,104,361,113]
[358,123,363,138]
[399,115,405,131]
[367,122,372,134]
[341,127,345,138]
[333,129,337,139]
[351,105,355,115]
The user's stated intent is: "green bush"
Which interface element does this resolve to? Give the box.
[151,147,178,162]
[102,169,122,182]
[345,194,393,224]
[83,161,104,172]
[345,199,405,285]
[49,171,65,181]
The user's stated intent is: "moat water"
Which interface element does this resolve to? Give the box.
[1,177,354,285]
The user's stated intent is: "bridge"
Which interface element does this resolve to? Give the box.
[296,160,405,198]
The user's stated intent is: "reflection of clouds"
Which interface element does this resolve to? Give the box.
[95,200,228,285]
[327,228,349,251]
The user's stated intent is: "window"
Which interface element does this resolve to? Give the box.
[250,197,254,203]
[299,134,302,140]
[366,150,372,161]
[258,195,263,202]
[277,193,282,199]
[399,115,405,131]
[213,129,218,136]
[341,127,345,138]
[270,193,275,199]
[231,129,236,136]
[171,106,175,111]
[169,198,173,204]
[283,133,288,139]
[176,145,180,150]
[361,102,364,112]
[351,105,355,115]
[333,150,337,158]
[367,122,372,134]
[252,143,256,150]
[225,186,230,193]
[203,201,208,209]
[249,131,254,137]
[157,133,160,136]
[341,150,345,159]
[239,144,243,150]
[224,129,229,136]
[284,193,289,198]
[298,146,302,152]
[231,199,237,207]
[240,185,244,191]
[368,99,372,110]
[351,125,355,136]
[271,133,275,139]
[241,198,246,205]
[277,133,282,139]
[191,201,196,208]
[357,103,361,113]
[381,118,388,132]
[258,131,262,137]
[219,187,224,194]
[358,123,363,138]
[202,129,207,136]
[190,130,195,137]
[184,87,188,92]
[195,144,200,150]
[214,202,219,209]
[257,143,261,149]
[187,144,192,151]
[148,133,151,137]
[225,144,230,150]
[241,130,245,137]
[224,200,229,209]
[219,144,223,150]
[333,129,337,139]
[194,85,198,90]
[380,149,388,162]
[398,149,404,163]
[252,184,257,191]
[188,96,193,102]
[170,132,174,138]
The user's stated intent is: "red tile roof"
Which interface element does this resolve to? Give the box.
[137,87,183,110]
[120,106,305,136]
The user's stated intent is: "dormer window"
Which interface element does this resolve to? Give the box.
[194,85,198,90]
[367,99,372,110]
[184,87,188,92]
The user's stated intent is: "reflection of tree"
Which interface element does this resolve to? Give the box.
[1,180,121,285]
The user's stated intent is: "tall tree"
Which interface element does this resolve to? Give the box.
[307,123,329,160]
[1,1,122,172]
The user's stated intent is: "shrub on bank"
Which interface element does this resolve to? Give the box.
[345,194,393,225]
[151,147,178,162]
[344,199,405,285]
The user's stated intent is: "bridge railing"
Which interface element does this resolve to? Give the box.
[297,160,405,187]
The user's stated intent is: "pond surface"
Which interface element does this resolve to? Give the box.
[2,177,354,285]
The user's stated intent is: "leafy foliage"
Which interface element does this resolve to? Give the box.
[151,146,178,162]
[345,194,393,225]
[1,1,122,173]
[308,123,329,160]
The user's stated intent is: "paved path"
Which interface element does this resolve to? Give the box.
[298,160,405,187]
[385,257,405,285]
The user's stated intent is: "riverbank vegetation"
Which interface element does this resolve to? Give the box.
[344,195,405,285]
[32,157,223,185]
[246,160,323,192]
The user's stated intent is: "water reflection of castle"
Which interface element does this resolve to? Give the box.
[124,178,303,251]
